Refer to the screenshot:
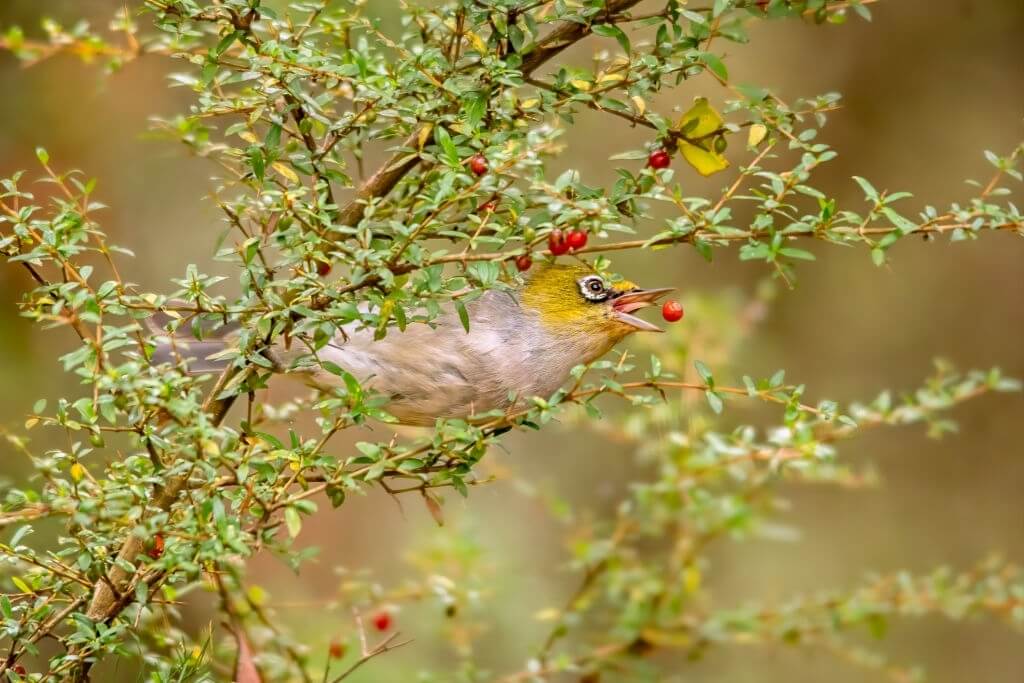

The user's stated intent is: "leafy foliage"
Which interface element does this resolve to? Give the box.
[0,0,1022,680]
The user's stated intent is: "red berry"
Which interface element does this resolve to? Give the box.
[12,665,26,676]
[647,148,671,170]
[371,611,392,631]
[468,154,488,176]
[147,534,165,560]
[515,254,533,272]
[548,229,570,256]
[316,260,332,277]
[479,200,497,213]
[329,640,346,659]
[566,230,588,251]
[661,300,684,323]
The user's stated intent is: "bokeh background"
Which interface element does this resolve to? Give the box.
[1,1,1022,681]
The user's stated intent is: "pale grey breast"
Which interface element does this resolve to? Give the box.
[276,290,588,425]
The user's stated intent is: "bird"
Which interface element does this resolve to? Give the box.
[155,263,672,426]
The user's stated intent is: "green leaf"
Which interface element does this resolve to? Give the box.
[852,175,879,201]
[705,390,724,414]
[462,92,487,130]
[700,52,729,81]
[694,360,714,385]
[434,125,460,167]
[779,247,815,261]
[284,507,302,538]
[455,300,470,333]
[591,24,630,53]
[210,31,239,59]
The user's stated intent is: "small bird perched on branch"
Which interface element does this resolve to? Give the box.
[155,263,672,426]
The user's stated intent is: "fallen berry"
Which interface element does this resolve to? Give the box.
[661,300,684,322]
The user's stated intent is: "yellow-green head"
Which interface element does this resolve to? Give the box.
[520,263,673,343]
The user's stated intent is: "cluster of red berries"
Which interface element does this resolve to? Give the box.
[547,228,588,255]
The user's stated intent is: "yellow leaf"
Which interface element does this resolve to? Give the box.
[596,72,625,84]
[630,95,646,115]
[239,131,259,144]
[466,30,487,53]
[639,628,691,648]
[677,139,729,176]
[272,162,299,184]
[519,98,540,110]
[418,123,434,150]
[70,462,85,482]
[683,566,701,594]
[24,418,38,430]
[247,585,267,606]
[533,607,561,621]
[12,576,33,594]
[748,123,768,147]
[569,79,592,91]
[676,97,724,139]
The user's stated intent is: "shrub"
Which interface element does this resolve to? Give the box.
[0,1,1022,680]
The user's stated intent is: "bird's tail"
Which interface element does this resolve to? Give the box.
[145,309,240,373]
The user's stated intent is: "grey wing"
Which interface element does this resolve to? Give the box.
[288,294,526,424]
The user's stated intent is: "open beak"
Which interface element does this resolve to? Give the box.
[611,287,674,332]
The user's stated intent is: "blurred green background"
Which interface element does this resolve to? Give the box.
[1,1,1022,681]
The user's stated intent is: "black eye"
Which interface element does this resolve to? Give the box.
[578,276,608,301]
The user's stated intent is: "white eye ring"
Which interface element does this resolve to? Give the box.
[578,276,609,302]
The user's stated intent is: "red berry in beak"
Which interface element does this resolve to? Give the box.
[647,148,671,170]
[548,229,570,256]
[515,254,533,271]
[468,154,488,176]
[372,611,392,631]
[661,300,684,322]
[566,229,588,251]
